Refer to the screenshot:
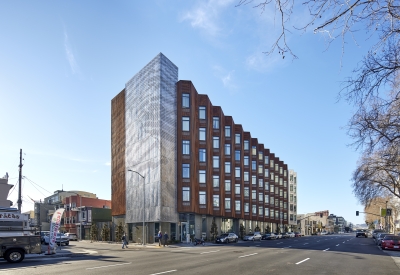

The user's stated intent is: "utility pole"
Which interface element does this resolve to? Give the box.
[17,149,23,212]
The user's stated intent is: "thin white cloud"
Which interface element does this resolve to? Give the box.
[213,65,238,92]
[181,0,235,37]
[64,30,80,74]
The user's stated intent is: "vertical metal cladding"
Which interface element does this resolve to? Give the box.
[125,53,178,224]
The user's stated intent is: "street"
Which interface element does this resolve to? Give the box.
[1,234,399,274]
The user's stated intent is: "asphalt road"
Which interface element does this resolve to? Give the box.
[1,234,399,275]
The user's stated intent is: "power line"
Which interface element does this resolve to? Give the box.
[23,176,52,194]
[24,177,47,197]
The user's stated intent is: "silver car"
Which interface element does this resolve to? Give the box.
[243,232,262,241]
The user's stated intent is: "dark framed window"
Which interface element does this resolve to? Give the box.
[182,164,190,178]
[199,149,206,162]
[213,117,219,129]
[182,117,190,131]
[182,93,190,108]
[182,187,190,202]
[199,106,206,119]
[182,140,190,155]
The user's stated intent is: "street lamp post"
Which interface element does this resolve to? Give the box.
[128,169,145,246]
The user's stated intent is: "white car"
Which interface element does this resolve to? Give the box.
[243,232,262,241]
[65,233,78,241]
[44,233,69,246]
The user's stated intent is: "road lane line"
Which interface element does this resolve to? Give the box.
[239,253,258,258]
[296,258,310,265]
[86,262,131,270]
[323,248,330,251]
[200,250,220,254]
[303,243,309,245]
[282,246,292,249]
[172,249,191,252]
[336,244,340,246]
[150,270,177,275]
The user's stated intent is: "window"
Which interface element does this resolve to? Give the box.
[225,180,231,192]
[199,191,206,205]
[225,162,231,173]
[284,170,287,177]
[213,117,219,129]
[275,210,279,219]
[225,126,231,137]
[271,172,274,182]
[275,186,279,195]
[235,200,241,211]
[252,161,256,171]
[213,136,219,149]
[235,167,241,178]
[279,167,283,174]
[182,117,190,131]
[213,175,219,188]
[244,187,249,197]
[264,156,269,165]
[182,140,190,155]
[252,205,257,214]
[270,209,274,218]
[199,106,206,119]
[244,156,249,166]
[259,206,263,215]
[264,169,269,178]
[225,198,231,209]
[252,175,256,185]
[244,140,249,150]
[199,128,206,141]
[280,189,283,197]
[270,159,274,168]
[275,175,279,183]
[199,170,206,184]
[275,164,279,172]
[265,208,269,217]
[259,152,263,160]
[270,197,274,205]
[275,200,279,207]
[265,195,269,204]
[244,202,249,213]
[279,200,283,208]
[252,146,257,156]
[290,204,293,211]
[182,164,190,178]
[252,190,256,200]
[270,184,274,193]
[182,93,190,108]
[182,187,190,202]
[265,182,269,191]
[235,184,241,195]
[235,133,241,144]
[235,150,241,161]
[213,195,219,207]
[259,192,263,202]
[224,144,231,155]
[199,149,206,162]
[258,165,263,174]
[213,156,219,168]
[258,179,263,188]
[284,191,287,198]
[284,213,287,220]
[284,202,287,209]
[283,180,287,187]
[244,171,249,182]
[290,194,293,202]
[290,185,293,192]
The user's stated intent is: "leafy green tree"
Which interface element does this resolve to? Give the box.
[275,226,281,234]
[265,225,271,234]
[101,223,110,242]
[284,225,289,233]
[115,221,124,243]
[90,223,98,242]
[255,225,260,232]
[210,217,218,241]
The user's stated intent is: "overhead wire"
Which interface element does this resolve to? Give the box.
[23,176,52,195]
[24,176,47,197]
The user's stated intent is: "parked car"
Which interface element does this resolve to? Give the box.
[35,231,50,244]
[262,233,276,240]
[381,235,400,250]
[356,230,368,238]
[215,233,238,244]
[43,233,69,246]
[275,233,282,239]
[243,232,262,241]
[287,232,295,238]
[372,229,384,239]
[294,232,302,237]
[281,233,290,239]
[376,233,393,246]
[65,233,78,241]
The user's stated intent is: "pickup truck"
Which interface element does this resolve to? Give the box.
[356,230,368,238]
[0,235,42,263]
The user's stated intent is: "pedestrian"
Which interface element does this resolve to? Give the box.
[157,231,163,246]
[122,233,128,249]
[163,231,169,247]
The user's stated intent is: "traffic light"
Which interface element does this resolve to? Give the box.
[356,211,359,216]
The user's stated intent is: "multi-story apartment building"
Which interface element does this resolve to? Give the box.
[288,170,298,230]
[111,53,293,243]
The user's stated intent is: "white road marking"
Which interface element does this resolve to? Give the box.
[239,253,258,258]
[200,250,220,254]
[277,242,283,244]
[323,248,330,251]
[86,262,131,270]
[282,246,292,249]
[150,270,177,275]
[172,249,191,252]
[336,244,340,246]
[296,258,310,265]
[343,241,346,243]
[303,243,309,245]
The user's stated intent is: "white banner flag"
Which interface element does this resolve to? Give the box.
[49,208,65,248]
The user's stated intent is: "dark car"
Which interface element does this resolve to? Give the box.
[356,230,367,238]
[215,233,238,244]
[372,229,384,239]
[262,233,276,240]
[294,232,302,237]
[381,235,400,250]
[376,233,393,246]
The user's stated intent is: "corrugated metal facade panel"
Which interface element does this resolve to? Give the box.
[111,89,126,216]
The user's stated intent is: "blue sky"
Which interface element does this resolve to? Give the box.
[1,1,370,225]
